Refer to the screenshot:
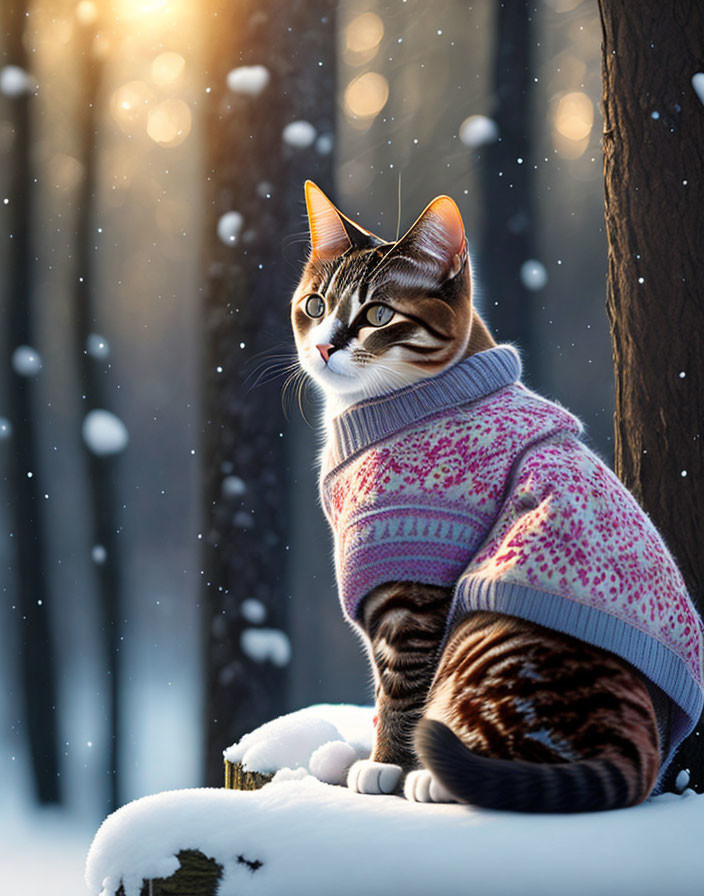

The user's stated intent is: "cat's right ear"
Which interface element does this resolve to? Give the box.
[305,181,383,261]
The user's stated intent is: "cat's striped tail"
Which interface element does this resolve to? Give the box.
[415,718,653,813]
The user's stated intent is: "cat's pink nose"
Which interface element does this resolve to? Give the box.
[316,343,334,363]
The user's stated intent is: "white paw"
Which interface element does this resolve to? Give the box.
[404,769,456,803]
[347,759,402,795]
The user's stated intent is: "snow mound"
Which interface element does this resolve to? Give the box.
[86,777,704,896]
[308,740,358,785]
[225,715,340,774]
[223,704,374,776]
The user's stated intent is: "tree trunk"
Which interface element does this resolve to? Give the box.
[2,0,60,805]
[599,0,704,790]
[480,1,539,380]
[73,7,123,813]
[201,0,336,786]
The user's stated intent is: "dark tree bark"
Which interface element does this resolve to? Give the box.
[202,0,336,785]
[73,7,123,813]
[480,1,540,380]
[2,0,60,804]
[599,0,704,790]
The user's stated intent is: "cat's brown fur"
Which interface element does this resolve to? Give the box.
[292,181,660,812]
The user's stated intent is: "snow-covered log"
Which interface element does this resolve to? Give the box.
[87,704,704,896]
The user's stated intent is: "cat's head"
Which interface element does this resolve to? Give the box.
[292,181,484,414]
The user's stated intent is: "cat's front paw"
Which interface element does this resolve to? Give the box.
[404,768,456,803]
[347,759,402,795]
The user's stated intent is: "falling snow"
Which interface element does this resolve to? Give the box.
[217,211,244,246]
[458,114,499,148]
[82,409,130,456]
[692,72,704,107]
[240,598,266,624]
[240,627,292,667]
[86,333,111,359]
[520,259,548,291]
[11,345,43,377]
[226,64,271,97]
[0,64,35,97]
[282,120,317,149]
[221,474,246,498]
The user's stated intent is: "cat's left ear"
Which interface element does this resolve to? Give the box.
[392,195,468,281]
[305,180,384,261]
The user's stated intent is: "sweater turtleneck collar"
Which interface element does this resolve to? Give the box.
[327,345,522,470]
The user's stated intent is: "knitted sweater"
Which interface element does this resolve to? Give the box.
[320,346,704,778]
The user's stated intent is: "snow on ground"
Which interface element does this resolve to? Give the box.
[87,704,704,896]
[0,806,95,896]
[223,704,374,778]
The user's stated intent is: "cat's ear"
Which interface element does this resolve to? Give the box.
[391,196,467,281]
[305,180,383,261]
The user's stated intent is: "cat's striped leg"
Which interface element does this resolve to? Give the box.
[347,582,451,796]
[413,611,661,812]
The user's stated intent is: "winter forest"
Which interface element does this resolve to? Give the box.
[2,1,704,894]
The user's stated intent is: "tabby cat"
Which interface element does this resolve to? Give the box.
[289,180,687,813]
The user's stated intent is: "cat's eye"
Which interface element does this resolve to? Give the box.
[304,294,326,318]
[365,304,395,327]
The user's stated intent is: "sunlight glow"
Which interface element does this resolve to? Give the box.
[75,1,99,26]
[119,0,170,14]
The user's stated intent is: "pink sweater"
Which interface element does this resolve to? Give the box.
[320,346,704,780]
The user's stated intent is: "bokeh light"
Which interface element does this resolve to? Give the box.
[146,98,192,147]
[151,52,186,86]
[345,12,384,65]
[553,91,593,158]
[110,80,154,131]
[344,72,389,122]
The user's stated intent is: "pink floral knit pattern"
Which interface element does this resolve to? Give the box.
[322,383,704,689]
[459,432,703,684]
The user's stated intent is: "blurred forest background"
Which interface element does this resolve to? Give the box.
[1,0,611,846]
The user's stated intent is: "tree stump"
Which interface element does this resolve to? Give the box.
[224,759,274,791]
[115,851,223,896]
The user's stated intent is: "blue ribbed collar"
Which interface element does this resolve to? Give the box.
[328,345,522,469]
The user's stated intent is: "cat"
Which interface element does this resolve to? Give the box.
[290,180,703,812]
